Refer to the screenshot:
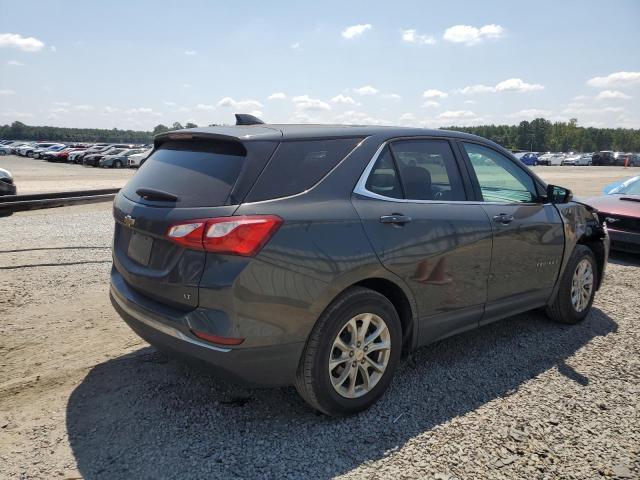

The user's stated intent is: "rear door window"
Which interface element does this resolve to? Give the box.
[390,139,467,201]
[121,140,246,207]
[246,138,362,202]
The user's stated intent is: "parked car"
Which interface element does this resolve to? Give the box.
[513,152,539,166]
[99,149,147,168]
[127,148,153,168]
[539,153,565,166]
[561,154,585,166]
[587,176,640,253]
[33,144,66,159]
[74,144,112,163]
[109,121,609,416]
[84,148,126,167]
[0,144,11,155]
[15,142,46,157]
[0,167,16,196]
[592,151,615,166]
[44,147,87,162]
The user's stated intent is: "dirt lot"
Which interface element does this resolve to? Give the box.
[1,157,639,479]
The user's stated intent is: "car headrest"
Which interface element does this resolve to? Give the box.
[402,166,432,199]
[368,172,395,190]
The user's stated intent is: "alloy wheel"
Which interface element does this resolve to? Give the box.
[571,258,593,312]
[328,313,391,399]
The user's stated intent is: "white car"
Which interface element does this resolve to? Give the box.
[127,148,152,168]
[0,145,11,155]
[538,153,565,166]
[562,154,592,166]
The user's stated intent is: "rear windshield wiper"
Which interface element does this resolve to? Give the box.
[135,188,179,202]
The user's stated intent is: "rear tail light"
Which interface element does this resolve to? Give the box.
[166,215,282,256]
[190,329,244,345]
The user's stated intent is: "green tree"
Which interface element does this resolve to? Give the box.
[152,124,170,136]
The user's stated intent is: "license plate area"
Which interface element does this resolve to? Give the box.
[127,230,153,266]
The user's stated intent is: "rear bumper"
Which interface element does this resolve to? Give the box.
[608,228,640,254]
[109,271,305,387]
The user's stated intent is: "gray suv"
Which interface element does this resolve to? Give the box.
[110,120,609,416]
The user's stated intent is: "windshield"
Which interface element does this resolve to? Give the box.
[610,177,640,195]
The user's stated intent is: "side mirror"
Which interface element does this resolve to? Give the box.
[546,184,573,204]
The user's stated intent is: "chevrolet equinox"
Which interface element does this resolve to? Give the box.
[110,116,609,416]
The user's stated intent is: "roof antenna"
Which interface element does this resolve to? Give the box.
[235,113,265,125]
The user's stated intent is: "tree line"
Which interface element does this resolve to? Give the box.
[446,118,640,152]
[2,118,640,152]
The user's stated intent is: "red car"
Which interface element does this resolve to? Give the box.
[587,176,640,254]
[45,147,88,163]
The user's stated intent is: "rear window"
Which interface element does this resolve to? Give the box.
[246,138,362,202]
[121,140,246,207]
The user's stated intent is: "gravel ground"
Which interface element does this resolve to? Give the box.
[0,161,639,479]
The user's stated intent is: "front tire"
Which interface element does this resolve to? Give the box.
[545,245,597,324]
[114,160,122,168]
[295,287,402,416]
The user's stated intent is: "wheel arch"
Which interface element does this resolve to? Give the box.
[315,276,417,358]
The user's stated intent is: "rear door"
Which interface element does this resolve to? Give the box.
[112,138,274,310]
[459,141,564,322]
[352,138,493,344]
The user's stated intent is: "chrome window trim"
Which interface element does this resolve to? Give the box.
[353,138,548,207]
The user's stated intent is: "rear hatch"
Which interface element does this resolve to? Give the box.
[112,132,279,310]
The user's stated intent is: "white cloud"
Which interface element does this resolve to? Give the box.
[195,104,215,111]
[6,60,25,66]
[50,45,56,52]
[52,101,70,106]
[330,94,359,105]
[399,113,416,122]
[457,84,494,95]
[103,106,118,113]
[401,29,435,45]
[587,71,640,88]
[422,101,440,108]
[342,24,372,40]
[291,42,301,51]
[438,110,476,119]
[50,107,69,113]
[124,107,161,116]
[463,99,477,105]
[443,24,505,45]
[248,110,263,118]
[73,104,94,111]
[595,90,632,100]
[0,33,45,52]
[495,78,544,92]
[184,50,197,56]
[268,92,287,100]
[0,89,16,95]
[507,109,551,119]
[381,93,402,100]
[217,97,264,109]
[163,101,177,106]
[353,85,378,95]
[458,78,543,94]
[563,105,625,115]
[292,95,331,111]
[422,89,448,99]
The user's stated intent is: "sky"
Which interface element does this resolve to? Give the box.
[1,0,639,131]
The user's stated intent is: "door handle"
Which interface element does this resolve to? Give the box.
[492,213,514,224]
[380,214,412,225]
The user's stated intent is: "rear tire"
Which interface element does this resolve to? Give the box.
[294,287,402,417]
[114,160,122,168]
[545,245,597,324]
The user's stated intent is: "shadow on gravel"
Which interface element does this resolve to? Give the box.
[608,251,640,267]
[67,308,617,479]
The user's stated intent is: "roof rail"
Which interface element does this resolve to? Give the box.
[235,113,265,125]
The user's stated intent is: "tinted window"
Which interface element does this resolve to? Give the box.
[463,143,537,203]
[247,138,361,202]
[391,139,466,201]
[364,146,403,199]
[121,140,246,207]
